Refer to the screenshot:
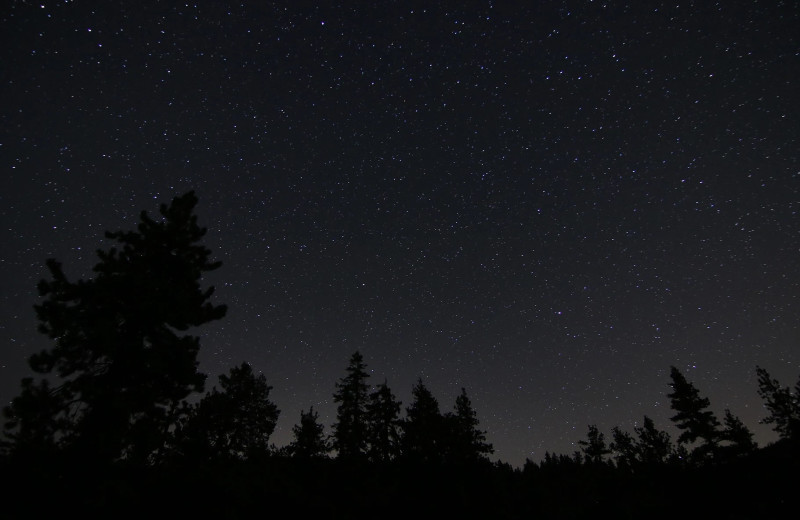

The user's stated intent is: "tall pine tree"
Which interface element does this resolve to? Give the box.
[448,388,493,462]
[667,366,720,461]
[365,380,402,462]
[2,192,226,463]
[332,351,370,459]
[578,424,611,464]
[400,379,444,462]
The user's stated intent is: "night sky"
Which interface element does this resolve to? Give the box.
[1,1,798,467]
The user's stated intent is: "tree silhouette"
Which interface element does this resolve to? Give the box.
[634,416,673,465]
[2,191,226,463]
[365,380,402,462]
[400,379,445,462]
[719,409,757,456]
[578,424,611,464]
[176,362,279,460]
[755,366,800,441]
[610,427,638,469]
[447,388,493,461]
[1,378,70,457]
[610,416,673,468]
[332,351,370,459]
[667,366,720,461]
[287,406,330,459]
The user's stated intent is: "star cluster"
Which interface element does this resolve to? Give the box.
[1,1,798,466]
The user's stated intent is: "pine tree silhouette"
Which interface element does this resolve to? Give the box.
[610,426,638,469]
[365,380,402,462]
[610,417,673,469]
[401,379,444,462]
[578,424,611,464]
[635,416,673,465]
[719,409,757,457]
[332,351,370,459]
[288,406,330,459]
[176,362,279,460]
[667,366,720,462]
[447,388,493,461]
[3,191,226,463]
[755,366,800,441]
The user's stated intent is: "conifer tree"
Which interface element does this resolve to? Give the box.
[755,366,800,441]
[2,192,226,463]
[610,417,673,469]
[400,379,444,462]
[365,380,402,462]
[288,407,330,459]
[635,416,673,465]
[667,366,720,460]
[176,362,279,460]
[448,388,493,461]
[720,409,757,455]
[610,427,637,469]
[578,424,611,464]
[332,351,370,458]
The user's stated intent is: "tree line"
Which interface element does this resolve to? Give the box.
[0,191,496,466]
[545,364,796,471]
[161,352,494,465]
[1,191,798,517]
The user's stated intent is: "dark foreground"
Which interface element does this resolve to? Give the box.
[2,441,796,520]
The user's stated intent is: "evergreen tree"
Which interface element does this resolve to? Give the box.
[401,379,444,462]
[578,424,611,464]
[332,351,370,459]
[610,417,672,469]
[2,192,226,463]
[447,388,493,461]
[572,450,584,465]
[288,407,330,459]
[176,362,279,460]
[755,366,800,441]
[635,416,673,465]
[365,380,402,462]
[667,366,720,460]
[610,426,638,469]
[719,409,757,455]
[0,378,68,457]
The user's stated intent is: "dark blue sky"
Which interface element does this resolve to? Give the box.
[1,1,798,466]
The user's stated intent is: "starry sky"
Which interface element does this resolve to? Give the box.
[1,1,798,467]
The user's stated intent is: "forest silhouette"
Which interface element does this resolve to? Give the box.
[2,192,797,519]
